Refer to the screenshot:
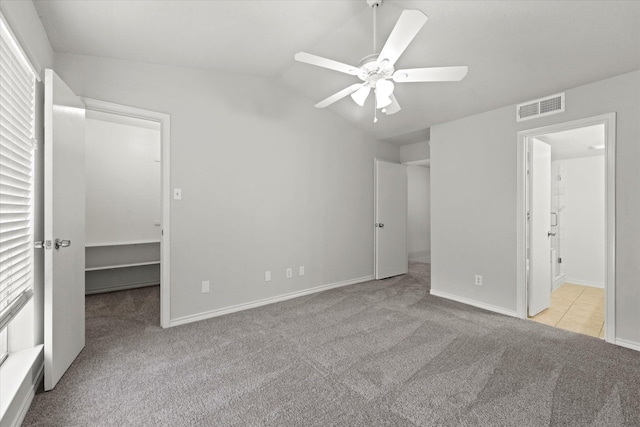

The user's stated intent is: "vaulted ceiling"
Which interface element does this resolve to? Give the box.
[34,0,640,142]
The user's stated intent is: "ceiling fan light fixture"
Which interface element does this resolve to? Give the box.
[375,79,394,108]
[350,86,371,106]
[376,95,392,108]
[376,79,394,98]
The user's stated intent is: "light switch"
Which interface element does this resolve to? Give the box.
[173,188,182,200]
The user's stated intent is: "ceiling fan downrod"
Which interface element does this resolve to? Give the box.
[368,0,382,54]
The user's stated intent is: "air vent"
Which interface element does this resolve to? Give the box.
[517,92,565,122]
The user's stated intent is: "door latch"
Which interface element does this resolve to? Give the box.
[54,239,71,250]
[375,223,385,228]
[34,240,52,250]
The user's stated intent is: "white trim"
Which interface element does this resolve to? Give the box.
[429,289,519,318]
[563,278,604,288]
[9,361,42,427]
[516,113,616,345]
[170,275,375,327]
[614,338,640,352]
[81,98,172,328]
[0,345,43,427]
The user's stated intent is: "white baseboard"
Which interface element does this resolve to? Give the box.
[564,278,604,288]
[170,275,375,327]
[429,289,519,318]
[553,274,566,291]
[615,338,640,352]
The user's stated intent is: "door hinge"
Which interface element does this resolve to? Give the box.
[526,212,530,220]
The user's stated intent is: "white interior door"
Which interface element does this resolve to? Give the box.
[44,69,86,390]
[375,159,408,279]
[528,138,552,316]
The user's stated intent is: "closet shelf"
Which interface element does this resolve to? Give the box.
[85,240,160,248]
[85,261,160,272]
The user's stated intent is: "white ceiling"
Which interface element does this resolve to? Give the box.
[537,124,605,161]
[34,0,640,142]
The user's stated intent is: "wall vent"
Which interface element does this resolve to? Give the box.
[516,92,565,122]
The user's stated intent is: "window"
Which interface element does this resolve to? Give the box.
[0,14,37,365]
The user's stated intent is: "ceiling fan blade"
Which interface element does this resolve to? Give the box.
[393,66,468,83]
[383,94,401,115]
[295,52,360,76]
[377,10,428,67]
[314,83,366,108]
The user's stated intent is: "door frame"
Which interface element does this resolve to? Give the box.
[516,113,616,342]
[82,98,172,328]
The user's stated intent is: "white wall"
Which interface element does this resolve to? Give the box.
[431,70,640,345]
[54,53,399,322]
[407,166,430,263]
[564,156,605,287]
[399,140,430,163]
[85,115,161,244]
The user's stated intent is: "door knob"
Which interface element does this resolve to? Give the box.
[375,223,384,228]
[547,231,556,237]
[54,238,71,250]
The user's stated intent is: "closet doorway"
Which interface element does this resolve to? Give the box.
[83,99,171,328]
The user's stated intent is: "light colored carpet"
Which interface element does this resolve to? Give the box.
[23,263,640,426]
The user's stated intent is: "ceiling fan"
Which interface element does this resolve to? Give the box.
[294,0,468,121]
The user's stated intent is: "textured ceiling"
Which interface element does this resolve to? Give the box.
[34,0,640,142]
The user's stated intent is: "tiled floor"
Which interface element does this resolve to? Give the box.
[529,283,605,338]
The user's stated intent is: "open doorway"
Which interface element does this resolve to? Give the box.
[405,159,430,265]
[83,99,171,328]
[517,114,615,342]
[83,110,162,326]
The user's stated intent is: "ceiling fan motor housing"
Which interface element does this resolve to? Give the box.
[356,53,394,86]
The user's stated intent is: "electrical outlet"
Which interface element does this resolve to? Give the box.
[265,271,271,282]
[299,266,305,276]
[286,268,293,279]
[475,275,482,286]
[201,280,210,293]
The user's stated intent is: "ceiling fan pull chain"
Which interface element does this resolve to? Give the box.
[374,96,378,123]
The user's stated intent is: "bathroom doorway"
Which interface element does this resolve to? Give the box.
[516,114,615,341]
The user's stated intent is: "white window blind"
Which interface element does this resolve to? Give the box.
[0,15,36,332]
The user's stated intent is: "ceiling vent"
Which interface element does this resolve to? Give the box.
[516,92,565,122]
